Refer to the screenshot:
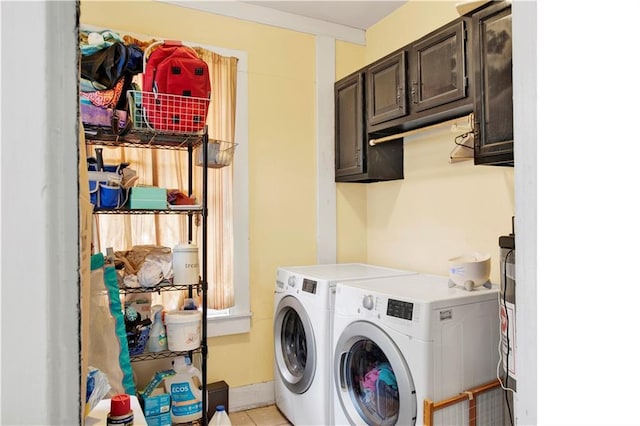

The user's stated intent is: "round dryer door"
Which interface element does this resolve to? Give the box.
[334,321,416,426]
[274,295,316,394]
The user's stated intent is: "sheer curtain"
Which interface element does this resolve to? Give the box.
[92,44,238,311]
[194,47,238,310]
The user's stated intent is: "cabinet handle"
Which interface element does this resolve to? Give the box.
[396,87,404,108]
[411,81,418,104]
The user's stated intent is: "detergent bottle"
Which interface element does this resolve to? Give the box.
[208,405,232,426]
[164,356,203,423]
[147,305,168,353]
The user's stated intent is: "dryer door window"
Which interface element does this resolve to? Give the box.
[274,295,317,394]
[334,321,416,426]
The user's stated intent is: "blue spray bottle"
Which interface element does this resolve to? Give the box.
[148,305,168,352]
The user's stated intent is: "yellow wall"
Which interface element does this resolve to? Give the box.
[365,0,460,63]
[82,0,515,392]
[80,1,317,388]
[335,0,515,282]
[334,40,368,262]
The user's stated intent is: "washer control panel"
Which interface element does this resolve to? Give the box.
[302,278,317,294]
[386,299,414,321]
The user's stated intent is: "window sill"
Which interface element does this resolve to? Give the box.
[206,310,252,337]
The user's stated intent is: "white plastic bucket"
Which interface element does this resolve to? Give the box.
[173,242,199,285]
[165,310,201,351]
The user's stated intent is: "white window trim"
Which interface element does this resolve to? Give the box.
[80,24,251,336]
[224,41,251,336]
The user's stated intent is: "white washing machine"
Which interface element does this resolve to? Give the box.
[274,264,417,426]
[332,274,502,426]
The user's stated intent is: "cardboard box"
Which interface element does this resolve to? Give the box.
[129,186,167,210]
[140,390,171,417]
[144,411,172,426]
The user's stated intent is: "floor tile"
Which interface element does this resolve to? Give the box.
[229,410,255,425]
[245,405,291,426]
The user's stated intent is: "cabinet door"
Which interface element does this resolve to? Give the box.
[473,2,513,165]
[411,20,467,113]
[366,51,407,126]
[335,73,365,177]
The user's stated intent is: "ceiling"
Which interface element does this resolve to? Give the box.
[242,1,408,30]
[158,0,411,44]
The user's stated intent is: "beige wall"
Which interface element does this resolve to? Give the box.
[80,1,317,388]
[335,0,515,283]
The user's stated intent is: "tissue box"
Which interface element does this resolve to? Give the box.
[140,390,171,417]
[129,186,167,210]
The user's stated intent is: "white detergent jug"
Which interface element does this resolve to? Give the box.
[208,405,232,426]
[164,356,202,424]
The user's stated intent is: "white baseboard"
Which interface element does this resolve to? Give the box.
[228,381,275,413]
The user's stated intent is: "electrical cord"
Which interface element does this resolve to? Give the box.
[496,248,515,426]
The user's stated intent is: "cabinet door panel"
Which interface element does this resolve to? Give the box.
[335,74,364,177]
[474,3,513,165]
[413,21,467,112]
[367,51,407,126]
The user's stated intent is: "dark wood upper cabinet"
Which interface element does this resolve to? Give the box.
[334,3,516,182]
[367,51,407,126]
[472,1,513,165]
[335,72,365,178]
[366,17,473,135]
[410,20,468,113]
[335,71,404,183]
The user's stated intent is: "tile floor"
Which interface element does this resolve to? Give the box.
[229,405,292,426]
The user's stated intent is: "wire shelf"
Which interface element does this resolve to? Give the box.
[118,283,202,295]
[129,346,203,363]
[93,207,203,215]
[84,126,204,150]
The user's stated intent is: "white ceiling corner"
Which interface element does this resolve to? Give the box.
[155,0,408,44]
[243,1,407,30]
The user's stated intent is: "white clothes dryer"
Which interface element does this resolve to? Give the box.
[274,264,417,426]
[332,274,502,426]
